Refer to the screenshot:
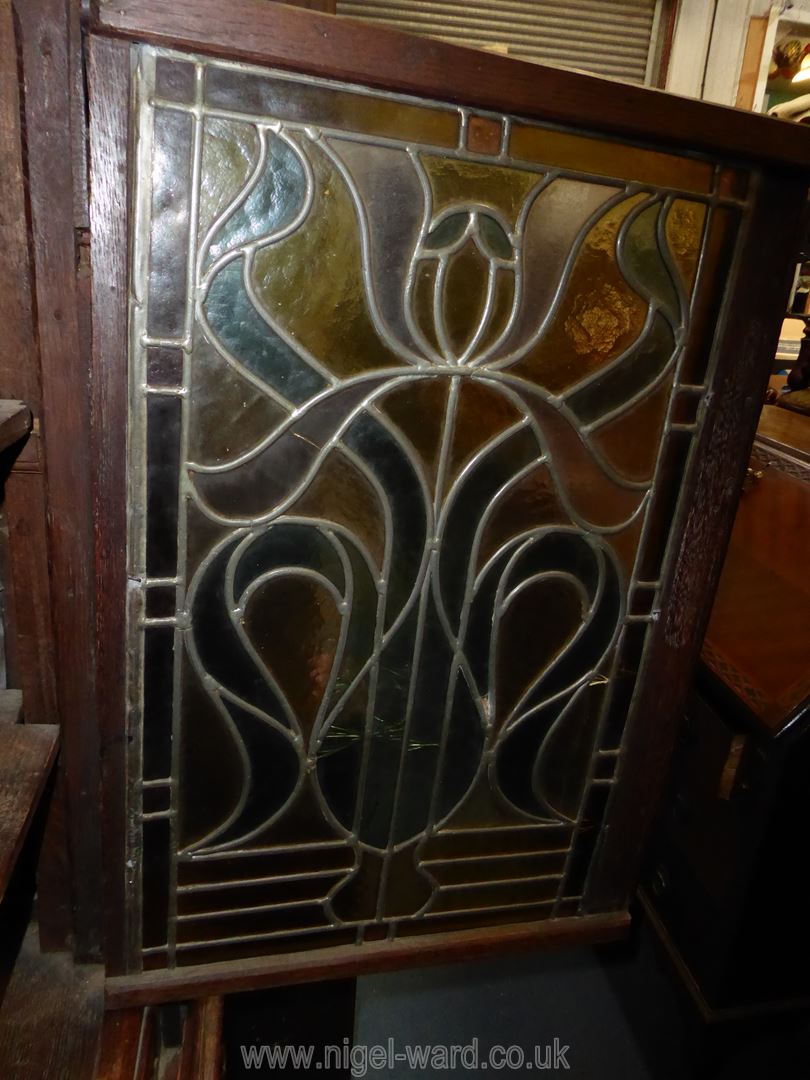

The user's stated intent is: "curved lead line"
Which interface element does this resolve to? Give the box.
[487,530,559,721]
[307,444,395,750]
[338,442,394,579]
[225,530,301,735]
[187,527,352,855]
[308,418,435,754]
[433,418,532,540]
[419,204,516,265]
[322,846,362,926]
[498,542,611,727]
[476,369,655,494]
[344,379,458,839]
[195,292,295,414]
[237,566,344,611]
[432,256,456,363]
[347,381,462,857]
[316,134,427,369]
[612,194,681,340]
[494,566,625,747]
[464,172,554,371]
[178,531,297,855]
[193,133,323,411]
[408,851,442,922]
[197,127,316,288]
[185,381,403,529]
[187,366,412,475]
[683,201,714,325]
[176,685,253,856]
[236,563,348,722]
[403,256,446,366]
[656,194,693,329]
[428,421,539,725]
[458,255,499,366]
[196,122,267,280]
[470,186,638,372]
[547,196,682,414]
[419,207,476,259]
[528,682,596,823]
[309,529,354,745]
[421,381,496,840]
[427,417,544,727]
[500,568,591,619]
[477,376,651,535]
[574,342,680,439]
[243,249,338,390]
[438,451,552,734]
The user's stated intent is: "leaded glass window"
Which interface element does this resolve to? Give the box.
[126,44,743,971]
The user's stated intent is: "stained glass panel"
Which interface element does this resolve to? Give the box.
[126,45,747,971]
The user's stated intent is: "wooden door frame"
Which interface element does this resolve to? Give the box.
[86,0,808,998]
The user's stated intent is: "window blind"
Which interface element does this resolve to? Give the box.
[335,0,660,85]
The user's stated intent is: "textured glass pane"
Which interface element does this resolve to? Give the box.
[510,121,715,194]
[147,109,191,337]
[126,45,747,972]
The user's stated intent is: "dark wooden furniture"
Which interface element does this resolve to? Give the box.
[643,404,810,1017]
[0,404,32,456]
[0,719,59,906]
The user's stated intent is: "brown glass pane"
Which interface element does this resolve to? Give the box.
[448,378,523,485]
[379,377,449,497]
[146,346,183,387]
[155,57,195,103]
[666,199,707,298]
[591,378,671,483]
[467,115,502,155]
[290,448,386,571]
[205,64,459,147]
[510,193,649,394]
[477,462,570,568]
[243,575,342,737]
[715,167,749,200]
[510,122,714,194]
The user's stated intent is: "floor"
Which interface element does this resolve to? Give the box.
[356,945,652,1079]
[353,920,810,1080]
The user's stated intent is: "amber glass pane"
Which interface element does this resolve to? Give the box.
[127,44,746,972]
[510,121,714,194]
[205,64,459,146]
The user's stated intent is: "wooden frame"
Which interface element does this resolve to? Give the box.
[2,0,102,957]
[84,0,809,998]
